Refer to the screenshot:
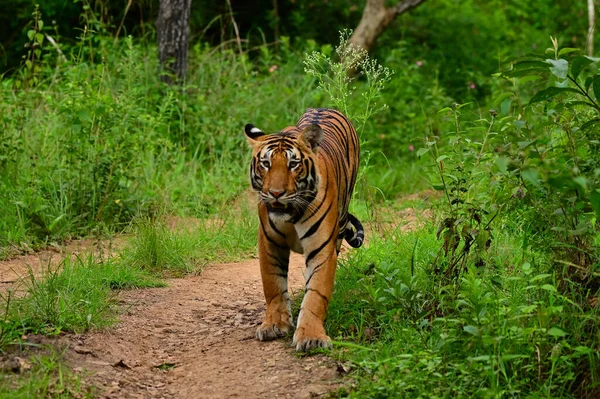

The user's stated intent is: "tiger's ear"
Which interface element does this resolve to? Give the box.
[245,124,265,144]
[299,124,323,151]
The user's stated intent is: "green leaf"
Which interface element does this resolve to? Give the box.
[27,30,34,41]
[593,76,600,101]
[558,47,580,56]
[501,354,527,361]
[508,60,549,72]
[546,59,569,79]
[436,155,449,162]
[590,189,600,218]
[574,346,593,354]
[504,53,546,63]
[501,98,512,115]
[518,75,542,84]
[508,70,546,78]
[580,118,600,130]
[573,176,588,191]
[503,60,549,77]
[469,355,490,362]
[77,110,92,122]
[566,101,598,110]
[585,76,595,91]
[416,148,430,158]
[547,327,567,337]
[494,92,514,106]
[571,56,595,79]
[495,156,509,173]
[463,325,480,336]
[568,224,588,236]
[154,362,177,370]
[521,168,541,189]
[37,20,44,30]
[455,102,473,110]
[48,214,65,231]
[540,284,557,292]
[528,87,580,105]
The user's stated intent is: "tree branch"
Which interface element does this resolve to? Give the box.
[349,0,429,52]
[391,0,428,16]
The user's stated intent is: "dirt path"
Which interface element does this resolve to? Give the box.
[56,253,342,399]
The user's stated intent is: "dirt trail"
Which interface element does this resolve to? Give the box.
[69,254,341,398]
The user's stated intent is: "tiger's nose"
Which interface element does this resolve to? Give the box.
[269,189,285,199]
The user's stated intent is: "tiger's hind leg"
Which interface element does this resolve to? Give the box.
[256,222,293,341]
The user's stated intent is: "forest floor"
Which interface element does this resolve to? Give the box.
[0,248,344,398]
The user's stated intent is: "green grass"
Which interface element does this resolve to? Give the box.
[320,223,600,398]
[0,253,163,343]
[118,204,258,276]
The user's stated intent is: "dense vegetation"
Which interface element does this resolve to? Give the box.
[1,1,599,397]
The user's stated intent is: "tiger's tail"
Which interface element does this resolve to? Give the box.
[344,213,365,248]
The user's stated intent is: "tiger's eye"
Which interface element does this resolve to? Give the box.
[260,160,270,169]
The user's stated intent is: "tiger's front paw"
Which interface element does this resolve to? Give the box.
[256,321,292,342]
[292,326,332,352]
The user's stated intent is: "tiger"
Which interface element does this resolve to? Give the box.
[244,108,364,352]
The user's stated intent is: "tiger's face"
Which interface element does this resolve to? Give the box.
[245,124,323,214]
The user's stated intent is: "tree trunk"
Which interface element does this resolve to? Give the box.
[156,0,191,84]
[588,0,595,56]
[349,0,428,52]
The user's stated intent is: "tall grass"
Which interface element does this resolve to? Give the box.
[0,34,321,250]
[118,202,258,276]
[3,253,162,338]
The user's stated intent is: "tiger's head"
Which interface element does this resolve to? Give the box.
[244,123,323,214]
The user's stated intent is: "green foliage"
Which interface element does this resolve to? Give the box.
[375,38,600,398]
[0,29,319,250]
[495,39,600,281]
[119,219,202,276]
[303,30,418,202]
[383,0,588,101]
[417,104,502,281]
[1,4,599,397]
[327,227,600,398]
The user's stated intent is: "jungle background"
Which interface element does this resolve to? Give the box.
[0,0,599,398]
